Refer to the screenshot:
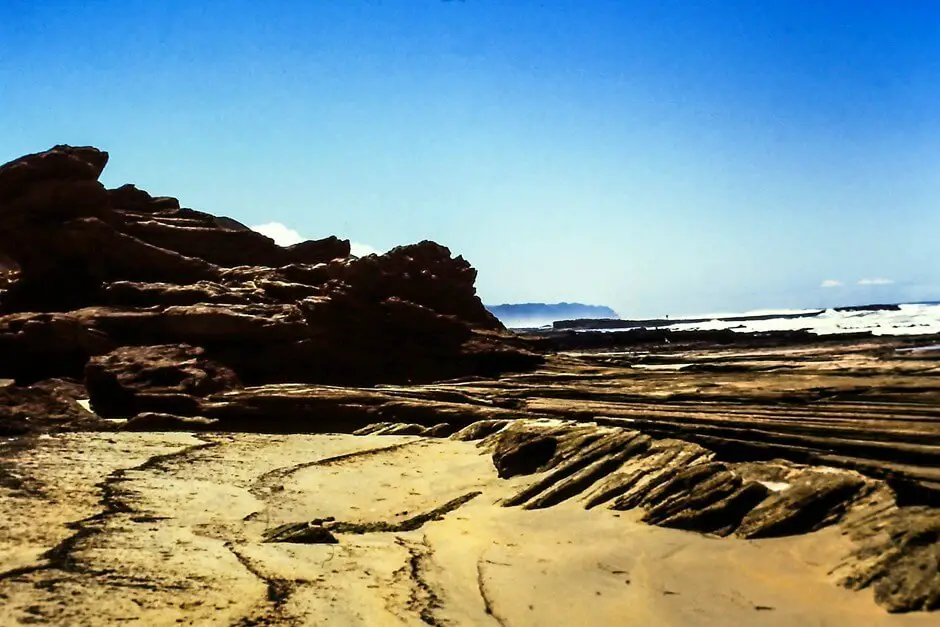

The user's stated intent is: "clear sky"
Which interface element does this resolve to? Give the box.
[2,1,938,317]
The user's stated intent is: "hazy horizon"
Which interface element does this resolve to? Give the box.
[3,1,938,318]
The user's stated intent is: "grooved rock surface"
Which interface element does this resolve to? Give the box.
[479,420,940,613]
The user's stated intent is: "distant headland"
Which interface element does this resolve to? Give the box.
[486,302,619,328]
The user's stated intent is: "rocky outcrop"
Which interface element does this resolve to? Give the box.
[196,384,532,433]
[0,145,540,424]
[0,312,114,384]
[85,344,241,418]
[492,427,565,478]
[735,472,870,538]
[839,505,940,612]
[0,378,104,436]
[472,420,940,613]
[481,422,864,535]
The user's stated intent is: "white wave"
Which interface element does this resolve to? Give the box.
[587,303,940,337]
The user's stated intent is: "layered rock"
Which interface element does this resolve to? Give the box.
[85,344,241,418]
[0,378,104,436]
[0,145,540,428]
[468,420,940,613]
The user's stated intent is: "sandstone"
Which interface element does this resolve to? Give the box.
[0,312,114,383]
[120,412,220,431]
[735,472,871,538]
[0,378,101,435]
[840,506,940,612]
[85,344,241,418]
[493,429,560,478]
[449,419,510,441]
[0,145,534,393]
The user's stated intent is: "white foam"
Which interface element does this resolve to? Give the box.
[584,303,940,337]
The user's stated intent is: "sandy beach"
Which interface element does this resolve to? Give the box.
[1,431,936,626]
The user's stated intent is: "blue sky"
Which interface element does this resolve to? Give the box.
[2,1,938,316]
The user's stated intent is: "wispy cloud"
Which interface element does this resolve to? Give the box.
[250,221,381,257]
[820,279,843,288]
[857,278,895,286]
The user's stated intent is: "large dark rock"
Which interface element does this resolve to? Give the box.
[0,312,114,383]
[85,344,241,418]
[107,184,180,213]
[324,241,501,330]
[0,144,540,430]
[0,378,102,436]
[0,145,108,201]
[287,236,351,265]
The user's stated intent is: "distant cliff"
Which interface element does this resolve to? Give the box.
[486,302,619,328]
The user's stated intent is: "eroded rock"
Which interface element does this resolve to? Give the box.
[0,144,537,399]
[86,344,241,418]
[493,429,560,478]
[121,412,220,432]
[0,379,101,435]
[735,472,871,538]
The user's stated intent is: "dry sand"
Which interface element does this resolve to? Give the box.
[0,432,936,626]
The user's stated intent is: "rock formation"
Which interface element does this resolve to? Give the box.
[0,144,540,429]
[1,145,938,619]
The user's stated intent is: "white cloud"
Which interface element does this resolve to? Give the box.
[857,278,895,286]
[820,279,843,288]
[350,241,381,257]
[250,221,382,257]
[250,222,304,246]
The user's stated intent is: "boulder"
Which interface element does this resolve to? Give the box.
[0,378,102,436]
[286,236,350,265]
[0,145,108,201]
[324,241,501,330]
[107,184,180,213]
[85,344,241,418]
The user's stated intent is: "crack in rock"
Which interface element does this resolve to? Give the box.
[0,439,219,583]
[327,492,482,535]
[476,554,510,627]
[226,543,295,626]
[393,534,445,626]
[248,439,425,500]
[262,491,482,543]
